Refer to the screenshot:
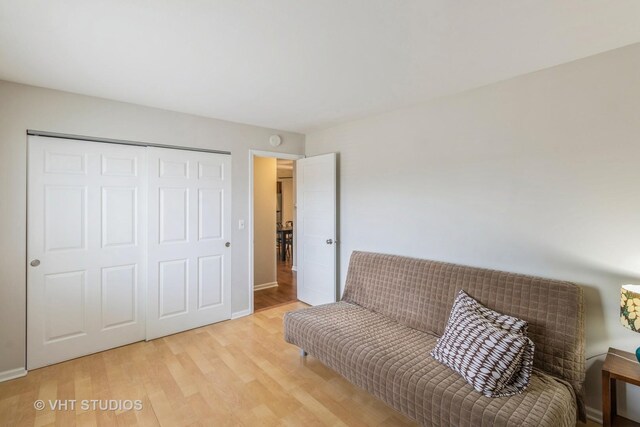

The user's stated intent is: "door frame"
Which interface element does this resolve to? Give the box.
[248,150,304,314]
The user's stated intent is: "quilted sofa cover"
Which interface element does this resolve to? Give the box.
[284,251,585,426]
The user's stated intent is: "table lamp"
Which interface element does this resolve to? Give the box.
[620,284,640,362]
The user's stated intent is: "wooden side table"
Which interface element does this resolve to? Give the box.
[602,347,640,427]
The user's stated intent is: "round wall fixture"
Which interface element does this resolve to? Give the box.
[269,134,282,147]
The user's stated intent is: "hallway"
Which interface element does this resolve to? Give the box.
[254,260,297,312]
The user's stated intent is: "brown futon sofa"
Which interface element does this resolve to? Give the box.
[284,251,585,427]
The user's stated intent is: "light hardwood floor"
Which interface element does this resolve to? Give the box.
[0,302,600,426]
[0,302,413,426]
[254,260,297,312]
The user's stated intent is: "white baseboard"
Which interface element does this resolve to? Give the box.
[0,367,27,382]
[585,405,602,424]
[291,265,297,272]
[231,309,252,319]
[254,281,278,291]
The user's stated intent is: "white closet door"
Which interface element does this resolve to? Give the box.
[146,148,231,339]
[27,136,147,369]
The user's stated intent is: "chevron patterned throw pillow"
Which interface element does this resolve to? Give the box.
[431,290,535,397]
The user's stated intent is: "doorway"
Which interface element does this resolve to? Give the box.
[249,151,303,312]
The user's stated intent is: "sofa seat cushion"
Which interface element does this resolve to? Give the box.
[284,302,576,427]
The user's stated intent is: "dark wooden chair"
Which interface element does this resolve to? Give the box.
[284,222,293,260]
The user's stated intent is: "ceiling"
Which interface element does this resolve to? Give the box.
[1,1,639,133]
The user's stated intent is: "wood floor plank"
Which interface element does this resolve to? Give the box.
[0,301,600,426]
[254,260,297,312]
[0,304,323,425]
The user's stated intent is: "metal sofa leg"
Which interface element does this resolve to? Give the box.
[300,348,308,357]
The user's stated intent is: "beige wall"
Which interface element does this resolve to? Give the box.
[280,178,294,225]
[253,157,277,287]
[306,43,640,422]
[0,80,304,375]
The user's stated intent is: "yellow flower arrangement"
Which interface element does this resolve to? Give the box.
[620,285,640,333]
[620,285,640,363]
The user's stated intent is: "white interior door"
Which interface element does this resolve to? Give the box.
[146,147,231,339]
[296,153,337,305]
[27,136,147,369]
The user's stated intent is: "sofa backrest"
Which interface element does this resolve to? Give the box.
[342,251,585,405]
